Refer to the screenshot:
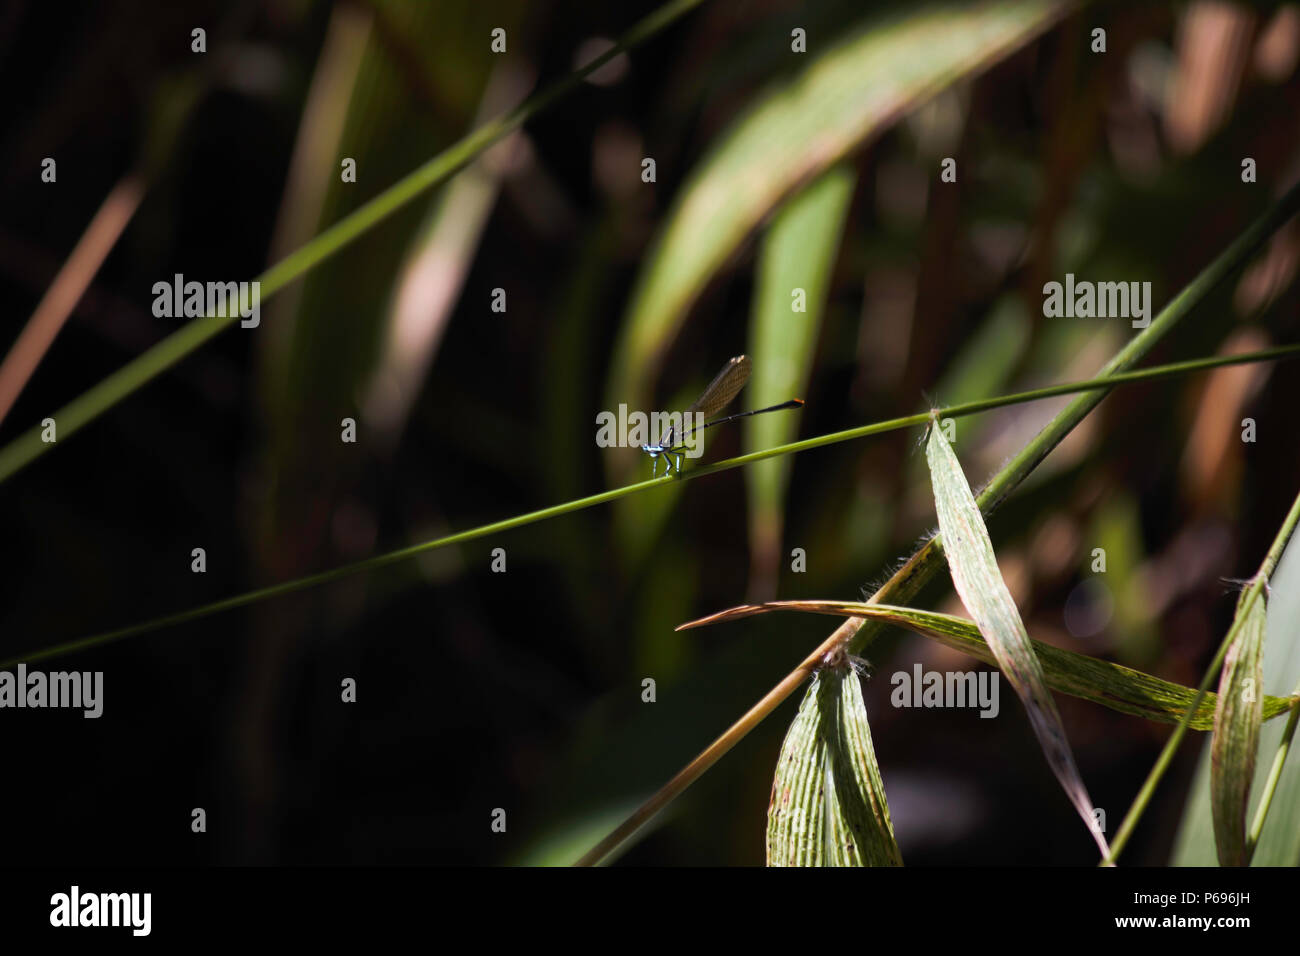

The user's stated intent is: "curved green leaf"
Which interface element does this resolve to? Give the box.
[768,657,901,866]
[678,599,1295,729]
[1211,587,1267,866]
[608,0,1073,419]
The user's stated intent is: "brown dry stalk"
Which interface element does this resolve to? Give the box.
[0,172,146,426]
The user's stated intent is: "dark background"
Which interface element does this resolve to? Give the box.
[2,0,1299,865]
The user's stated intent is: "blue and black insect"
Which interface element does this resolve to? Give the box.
[640,355,804,477]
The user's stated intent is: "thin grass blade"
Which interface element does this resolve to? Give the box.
[747,165,854,597]
[926,421,1109,857]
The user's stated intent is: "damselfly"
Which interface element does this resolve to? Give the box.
[641,355,804,476]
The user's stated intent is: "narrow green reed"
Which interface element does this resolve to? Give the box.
[4,344,1297,669]
[692,343,1300,479]
[1104,484,1300,865]
[0,0,709,486]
